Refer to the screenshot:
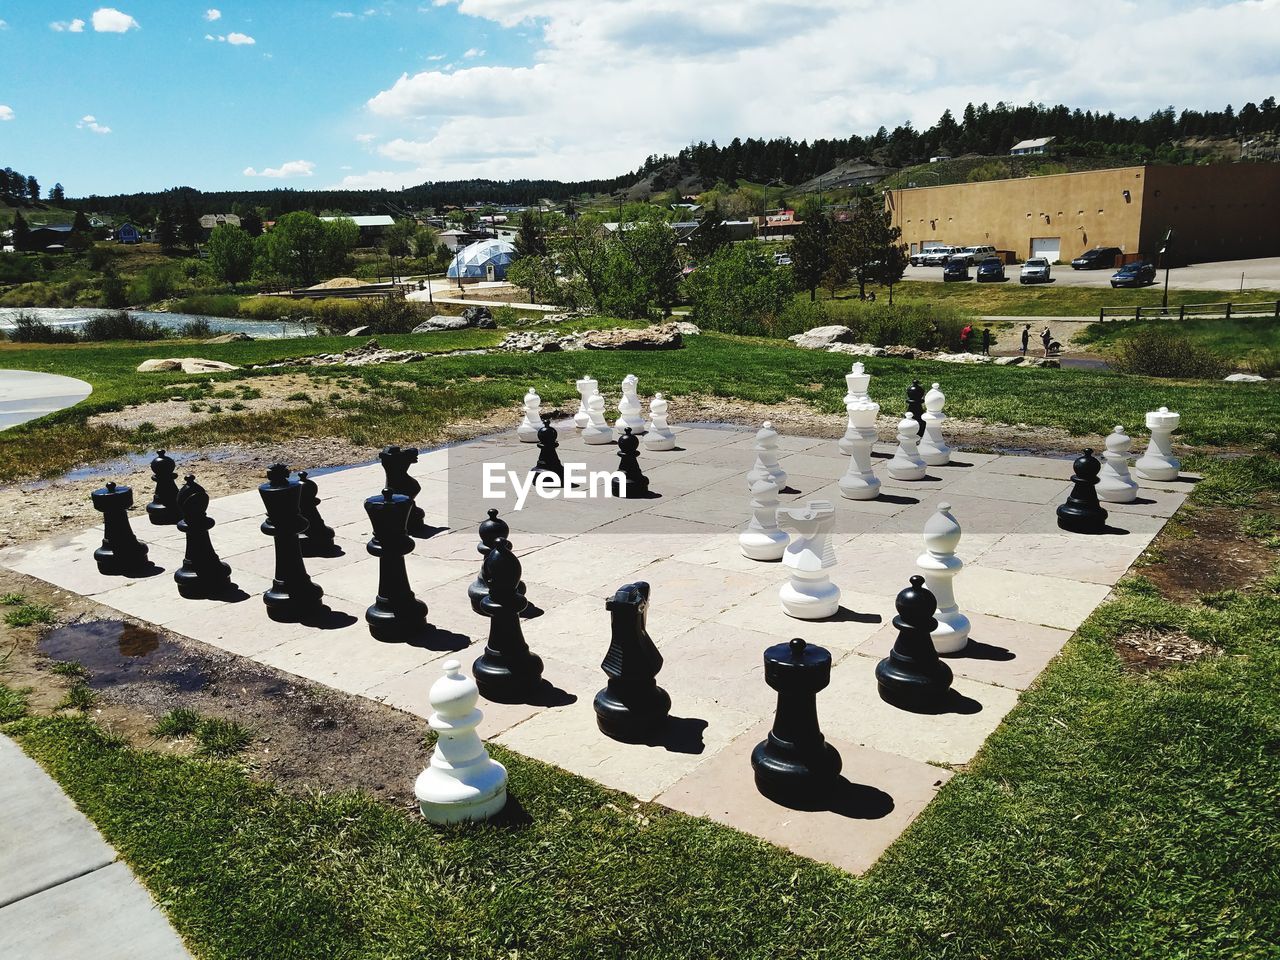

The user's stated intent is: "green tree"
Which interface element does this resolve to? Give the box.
[100,268,128,308]
[789,207,830,301]
[506,255,560,305]
[240,210,264,238]
[688,201,730,261]
[683,241,793,334]
[48,183,66,204]
[600,220,683,319]
[154,206,177,252]
[874,216,910,304]
[514,210,548,258]
[382,219,416,259]
[71,210,92,234]
[25,176,39,204]
[11,210,30,252]
[178,200,202,249]
[206,224,255,289]
[259,212,357,287]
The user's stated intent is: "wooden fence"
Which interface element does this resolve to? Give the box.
[1098,300,1280,322]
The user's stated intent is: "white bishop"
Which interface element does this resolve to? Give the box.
[918,382,951,466]
[643,393,676,450]
[1097,425,1139,503]
[517,387,541,443]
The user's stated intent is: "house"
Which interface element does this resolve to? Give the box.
[723,219,757,241]
[116,222,141,244]
[198,213,241,231]
[758,209,802,239]
[438,227,490,252]
[26,223,74,251]
[320,214,395,244]
[1009,137,1055,157]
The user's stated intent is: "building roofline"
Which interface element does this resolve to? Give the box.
[887,163,1150,194]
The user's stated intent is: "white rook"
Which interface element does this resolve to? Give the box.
[917,502,970,654]
[517,387,541,443]
[838,397,881,500]
[1135,407,1181,482]
[1097,425,1139,503]
[574,375,597,430]
[777,500,840,619]
[740,475,788,561]
[414,659,508,824]
[918,382,952,466]
[642,393,676,451]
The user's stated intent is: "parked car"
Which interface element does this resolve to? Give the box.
[953,244,997,266]
[942,257,971,282]
[1071,246,1122,270]
[919,245,956,267]
[1110,261,1157,288]
[1019,257,1052,284]
[975,257,1006,282]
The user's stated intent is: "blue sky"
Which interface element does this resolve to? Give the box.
[2,1,1279,197]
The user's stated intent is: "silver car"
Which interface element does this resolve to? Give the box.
[1019,257,1051,284]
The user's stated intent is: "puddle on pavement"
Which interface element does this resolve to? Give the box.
[39,619,210,692]
[9,449,240,493]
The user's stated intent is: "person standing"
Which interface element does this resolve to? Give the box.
[960,323,973,353]
[981,327,992,355]
[1021,324,1031,356]
[1040,326,1053,358]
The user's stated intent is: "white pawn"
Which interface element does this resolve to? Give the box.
[414,659,508,824]
[517,387,541,443]
[838,397,881,500]
[917,503,970,654]
[740,475,788,561]
[1135,407,1181,481]
[615,373,646,437]
[574,375,597,430]
[581,391,613,444]
[1097,425,1140,503]
[642,393,676,451]
[886,413,927,480]
[838,362,872,456]
[777,500,840,619]
[746,421,788,492]
[918,382,951,466]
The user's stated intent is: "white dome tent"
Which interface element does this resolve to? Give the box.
[447,239,517,282]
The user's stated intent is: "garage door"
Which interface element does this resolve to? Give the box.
[1031,237,1061,262]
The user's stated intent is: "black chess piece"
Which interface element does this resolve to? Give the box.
[594,581,671,740]
[473,539,544,701]
[145,449,180,525]
[875,575,954,710]
[906,379,926,437]
[91,481,150,575]
[363,488,428,640]
[531,416,566,486]
[611,427,650,498]
[751,638,842,805]
[173,474,232,598]
[297,471,336,554]
[468,509,525,614]
[258,464,324,620]
[1057,448,1109,534]
[379,445,427,532]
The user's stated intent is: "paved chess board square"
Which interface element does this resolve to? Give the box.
[0,421,1188,875]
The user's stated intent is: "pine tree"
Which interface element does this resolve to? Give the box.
[789,208,830,302]
[514,210,548,257]
[11,210,30,252]
[48,183,66,204]
[688,201,730,261]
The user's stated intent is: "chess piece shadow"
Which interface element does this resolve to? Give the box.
[943,460,976,468]
[1072,521,1131,537]
[894,687,983,716]
[409,522,449,541]
[396,623,471,652]
[827,606,883,625]
[778,484,801,495]
[520,601,546,619]
[202,581,252,604]
[485,793,534,829]
[876,492,919,506]
[619,715,707,755]
[771,776,896,820]
[297,606,360,630]
[511,677,576,708]
[301,541,346,559]
[946,639,1014,662]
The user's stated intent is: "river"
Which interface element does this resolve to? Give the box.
[0,307,316,340]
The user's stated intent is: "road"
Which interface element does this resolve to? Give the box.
[904,256,1280,291]
[0,370,93,430]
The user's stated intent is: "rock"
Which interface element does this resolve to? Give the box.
[827,343,887,357]
[137,359,184,373]
[413,316,469,332]
[673,321,701,335]
[205,332,253,344]
[993,356,1025,365]
[474,316,498,329]
[1225,373,1267,382]
[137,357,241,373]
[581,324,684,351]
[346,326,372,337]
[499,332,564,353]
[788,325,855,350]
[462,305,494,326]
[881,345,922,359]
[933,352,993,364]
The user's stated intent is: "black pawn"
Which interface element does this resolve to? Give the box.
[751,638,842,805]
[473,539,544,702]
[468,509,525,614]
[91,481,150,574]
[364,488,428,640]
[258,464,324,620]
[611,428,650,498]
[906,379,926,437]
[297,471,336,554]
[531,416,566,485]
[379,445,427,532]
[875,575,954,710]
[594,581,671,740]
[174,474,231,598]
[1057,448,1109,534]
[146,449,180,525]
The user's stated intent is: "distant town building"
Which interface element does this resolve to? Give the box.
[199,213,241,230]
[758,209,802,239]
[320,214,395,243]
[116,222,141,244]
[1009,137,1055,156]
[447,238,517,283]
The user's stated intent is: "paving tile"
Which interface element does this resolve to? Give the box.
[656,721,952,875]
[855,612,1073,690]
[609,558,777,622]
[822,653,1022,765]
[656,619,805,719]
[90,566,273,628]
[161,589,325,657]
[230,535,369,583]
[975,532,1148,584]
[943,472,1074,505]
[980,454,1076,481]
[711,584,893,652]
[1106,488,1187,518]
[956,565,1113,630]
[318,554,476,607]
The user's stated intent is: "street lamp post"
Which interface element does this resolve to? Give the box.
[1160,227,1174,314]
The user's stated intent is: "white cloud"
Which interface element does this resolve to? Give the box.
[426,53,446,60]
[355,132,377,143]
[92,8,139,32]
[77,115,112,134]
[227,31,255,44]
[342,0,1280,186]
[333,10,355,17]
[0,105,14,122]
[463,47,484,58]
[205,8,222,21]
[51,18,86,32]
[0,20,8,30]
[244,160,316,178]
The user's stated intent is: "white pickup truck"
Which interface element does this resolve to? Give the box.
[913,245,956,267]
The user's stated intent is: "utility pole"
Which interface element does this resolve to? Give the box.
[1160,227,1174,314]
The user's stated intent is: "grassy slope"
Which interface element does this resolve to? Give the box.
[1075,316,1280,360]
[5,458,1280,958]
[879,155,1126,192]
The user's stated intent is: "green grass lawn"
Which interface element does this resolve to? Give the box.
[5,455,1279,958]
[1075,316,1280,367]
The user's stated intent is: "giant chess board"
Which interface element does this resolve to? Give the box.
[0,422,1195,873]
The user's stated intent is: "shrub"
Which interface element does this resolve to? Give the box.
[195,717,253,757]
[80,311,169,342]
[1244,348,1280,379]
[685,242,794,335]
[7,312,79,343]
[1108,328,1231,379]
[174,294,242,318]
[128,263,184,304]
[317,290,422,334]
[177,318,213,339]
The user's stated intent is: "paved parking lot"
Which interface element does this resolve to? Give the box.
[905,256,1280,291]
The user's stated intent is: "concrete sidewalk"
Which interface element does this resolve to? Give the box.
[0,370,93,431]
[0,734,191,959]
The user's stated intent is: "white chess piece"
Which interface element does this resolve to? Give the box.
[777,500,840,619]
[918,382,952,466]
[917,503,970,654]
[414,659,508,824]
[1134,407,1181,481]
[574,375,597,430]
[838,397,881,500]
[642,393,676,451]
[517,387,541,443]
[581,391,613,444]
[739,476,788,561]
[886,413,927,480]
[1097,425,1140,503]
[838,362,872,456]
[615,374,646,437]
[746,421,788,492]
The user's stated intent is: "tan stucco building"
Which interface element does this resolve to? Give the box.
[885,163,1279,264]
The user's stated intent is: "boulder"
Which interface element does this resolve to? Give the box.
[933,352,993,364]
[346,325,372,337]
[827,343,887,357]
[881,345,922,359]
[581,324,683,351]
[137,357,241,373]
[205,332,253,344]
[413,316,469,332]
[787,325,855,350]
[462,305,494,326]
[1225,373,1267,382]
[474,315,498,329]
[137,358,184,373]
[993,356,1025,365]
[673,321,701,335]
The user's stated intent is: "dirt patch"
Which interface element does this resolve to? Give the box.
[1114,625,1221,672]
[1135,503,1279,603]
[0,570,428,808]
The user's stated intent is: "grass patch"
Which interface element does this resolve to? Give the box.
[151,707,202,739]
[1,592,26,605]
[49,660,90,680]
[0,684,30,722]
[56,683,95,711]
[4,602,56,627]
[1076,315,1280,365]
[193,717,253,757]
